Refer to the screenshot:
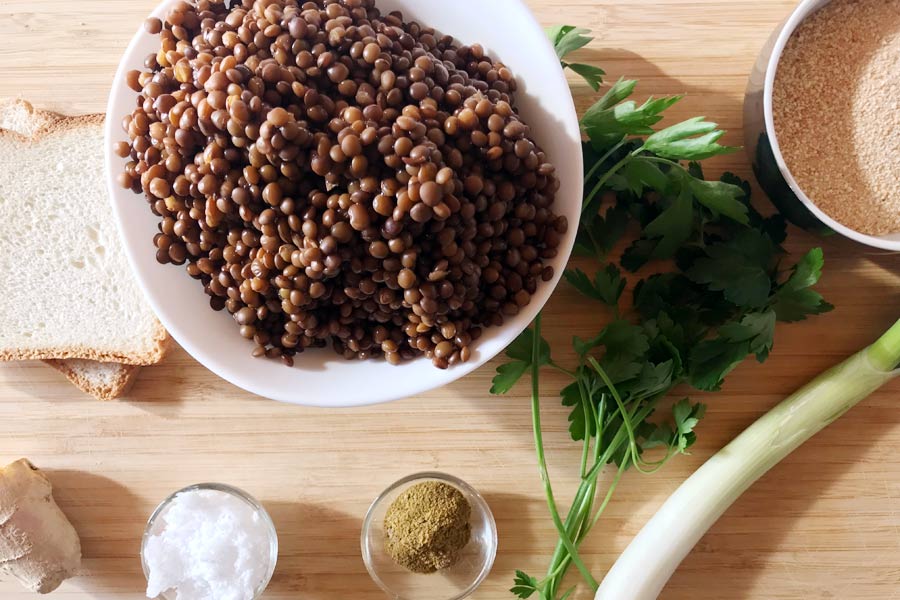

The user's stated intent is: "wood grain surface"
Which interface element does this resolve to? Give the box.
[1,1,899,599]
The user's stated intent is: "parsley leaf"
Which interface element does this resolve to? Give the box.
[546,26,606,91]
[687,229,775,308]
[620,359,676,400]
[546,26,593,59]
[643,116,740,161]
[720,172,788,244]
[621,157,670,196]
[490,327,551,394]
[673,398,707,452]
[582,95,682,141]
[687,176,749,225]
[689,310,776,390]
[773,289,835,323]
[506,327,551,364]
[564,264,625,307]
[567,63,606,91]
[772,248,834,322]
[511,570,541,599]
[781,246,826,291]
[594,78,638,112]
[641,186,694,260]
[490,361,530,395]
[688,337,750,391]
[561,378,591,439]
[574,202,630,259]
[720,310,777,362]
[636,398,705,454]
[596,319,650,383]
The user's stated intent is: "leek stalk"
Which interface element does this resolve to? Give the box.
[596,319,900,600]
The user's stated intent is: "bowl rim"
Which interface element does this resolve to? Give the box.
[104,0,584,407]
[762,0,900,251]
[140,482,279,600]
[360,471,498,600]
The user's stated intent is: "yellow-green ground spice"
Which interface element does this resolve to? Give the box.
[383,481,471,573]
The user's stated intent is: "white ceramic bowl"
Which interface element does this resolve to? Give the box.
[105,0,583,407]
[744,0,900,251]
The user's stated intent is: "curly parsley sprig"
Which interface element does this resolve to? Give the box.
[496,28,833,600]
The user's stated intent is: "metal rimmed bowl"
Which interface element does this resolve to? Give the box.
[744,0,900,251]
[361,472,498,600]
[104,0,584,407]
[141,483,279,600]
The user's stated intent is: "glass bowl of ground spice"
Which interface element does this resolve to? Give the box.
[745,0,900,251]
[361,472,497,600]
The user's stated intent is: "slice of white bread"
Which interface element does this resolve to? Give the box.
[0,98,59,137]
[0,102,168,365]
[0,101,148,400]
[44,359,140,401]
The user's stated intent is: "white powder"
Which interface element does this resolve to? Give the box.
[144,489,273,600]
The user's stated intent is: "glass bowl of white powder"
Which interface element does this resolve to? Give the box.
[141,483,278,600]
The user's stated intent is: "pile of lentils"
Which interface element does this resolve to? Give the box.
[117,0,565,368]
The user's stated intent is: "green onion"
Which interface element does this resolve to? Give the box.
[595,319,900,600]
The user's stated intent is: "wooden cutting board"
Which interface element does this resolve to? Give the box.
[1,1,898,598]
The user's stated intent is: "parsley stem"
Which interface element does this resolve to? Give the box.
[583,137,628,185]
[585,461,626,533]
[594,394,606,463]
[581,397,662,485]
[587,357,643,467]
[530,313,599,590]
[545,461,624,598]
[579,396,606,532]
[540,375,597,596]
[544,478,596,593]
[581,147,645,216]
[549,360,578,378]
[542,396,652,599]
[578,377,592,479]
[639,154,688,174]
[542,373,605,597]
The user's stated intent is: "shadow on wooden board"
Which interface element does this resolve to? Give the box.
[265,501,368,598]
[44,469,148,598]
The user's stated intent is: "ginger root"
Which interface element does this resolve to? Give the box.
[0,459,81,593]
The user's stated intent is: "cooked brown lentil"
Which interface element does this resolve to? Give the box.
[121,0,564,368]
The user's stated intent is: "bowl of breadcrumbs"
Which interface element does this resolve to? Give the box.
[745,0,900,251]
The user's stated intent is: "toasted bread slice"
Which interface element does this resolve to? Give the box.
[0,102,168,365]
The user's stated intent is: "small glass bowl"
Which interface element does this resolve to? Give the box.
[361,472,498,600]
[141,483,279,600]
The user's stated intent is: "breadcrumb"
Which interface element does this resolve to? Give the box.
[773,0,900,236]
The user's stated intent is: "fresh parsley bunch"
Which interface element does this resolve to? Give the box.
[495,27,833,600]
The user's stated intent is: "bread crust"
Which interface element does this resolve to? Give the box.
[0,99,171,367]
[43,359,141,401]
[0,321,171,366]
[0,98,61,135]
